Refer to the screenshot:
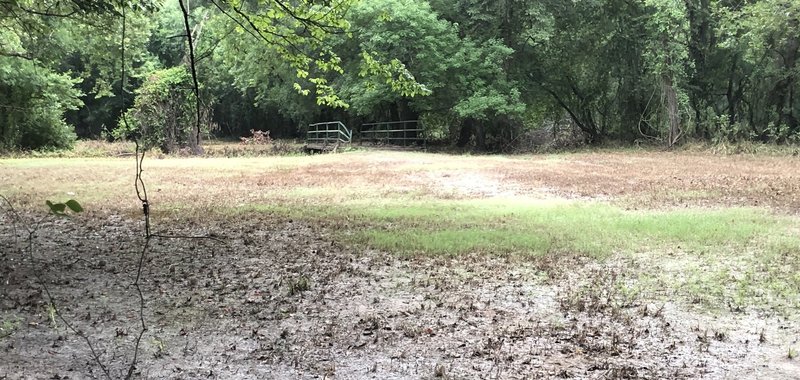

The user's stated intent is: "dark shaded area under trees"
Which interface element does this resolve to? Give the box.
[1,0,799,152]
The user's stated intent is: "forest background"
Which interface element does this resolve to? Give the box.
[1,0,798,153]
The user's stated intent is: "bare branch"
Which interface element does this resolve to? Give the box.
[272,0,347,34]
[0,51,33,60]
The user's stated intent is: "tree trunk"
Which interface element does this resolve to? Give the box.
[456,118,486,150]
[685,0,711,139]
[474,120,486,151]
[456,118,473,147]
[187,125,204,155]
[726,59,739,129]
[663,75,681,148]
[179,0,205,156]
[542,85,599,144]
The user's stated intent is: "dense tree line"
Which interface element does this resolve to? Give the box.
[1,0,798,152]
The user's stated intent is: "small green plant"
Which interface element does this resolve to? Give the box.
[151,337,167,359]
[113,67,213,154]
[46,303,58,329]
[0,317,21,339]
[46,199,83,216]
[789,347,798,360]
[615,282,642,309]
[288,275,311,296]
[433,362,446,378]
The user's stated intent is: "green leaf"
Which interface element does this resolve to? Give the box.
[65,199,83,213]
[47,201,67,214]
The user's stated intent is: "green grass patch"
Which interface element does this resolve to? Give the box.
[239,197,800,311]
[643,238,800,313]
[242,198,787,257]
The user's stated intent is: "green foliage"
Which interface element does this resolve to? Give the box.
[217,0,357,108]
[358,51,431,99]
[643,0,691,77]
[2,0,798,148]
[641,0,692,143]
[0,57,82,151]
[0,0,159,148]
[46,199,84,216]
[449,39,525,121]
[114,67,206,153]
[713,0,800,140]
[65,199,84,213]
[337,0,524,147]
[336,0,456,117]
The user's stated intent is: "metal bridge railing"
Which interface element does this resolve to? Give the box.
[306,121,352,146]
[359,120,425,147]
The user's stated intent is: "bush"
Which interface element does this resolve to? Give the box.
[114,66,212,153]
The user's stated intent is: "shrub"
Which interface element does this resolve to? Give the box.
[114,67,212,153]
[0,57,81,151]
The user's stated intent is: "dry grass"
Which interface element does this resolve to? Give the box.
[497,151,800,212]
[2,149,799,214]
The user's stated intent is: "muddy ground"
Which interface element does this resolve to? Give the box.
[1,150,800,379]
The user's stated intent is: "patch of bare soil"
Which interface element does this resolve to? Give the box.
[414,171,523,199]
[2,213,798,379]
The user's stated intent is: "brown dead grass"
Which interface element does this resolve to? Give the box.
[1,150,799,214]
[497,152,800,212]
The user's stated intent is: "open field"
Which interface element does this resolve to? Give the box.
[2,148,800,379]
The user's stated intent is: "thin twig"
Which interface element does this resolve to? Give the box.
[125,235,150,380]
[121,4,228,378]
[120,3,149,377]
[151,233,227,244]
[178,0,203,154]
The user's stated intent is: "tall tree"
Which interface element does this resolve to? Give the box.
[0,0,154,149]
